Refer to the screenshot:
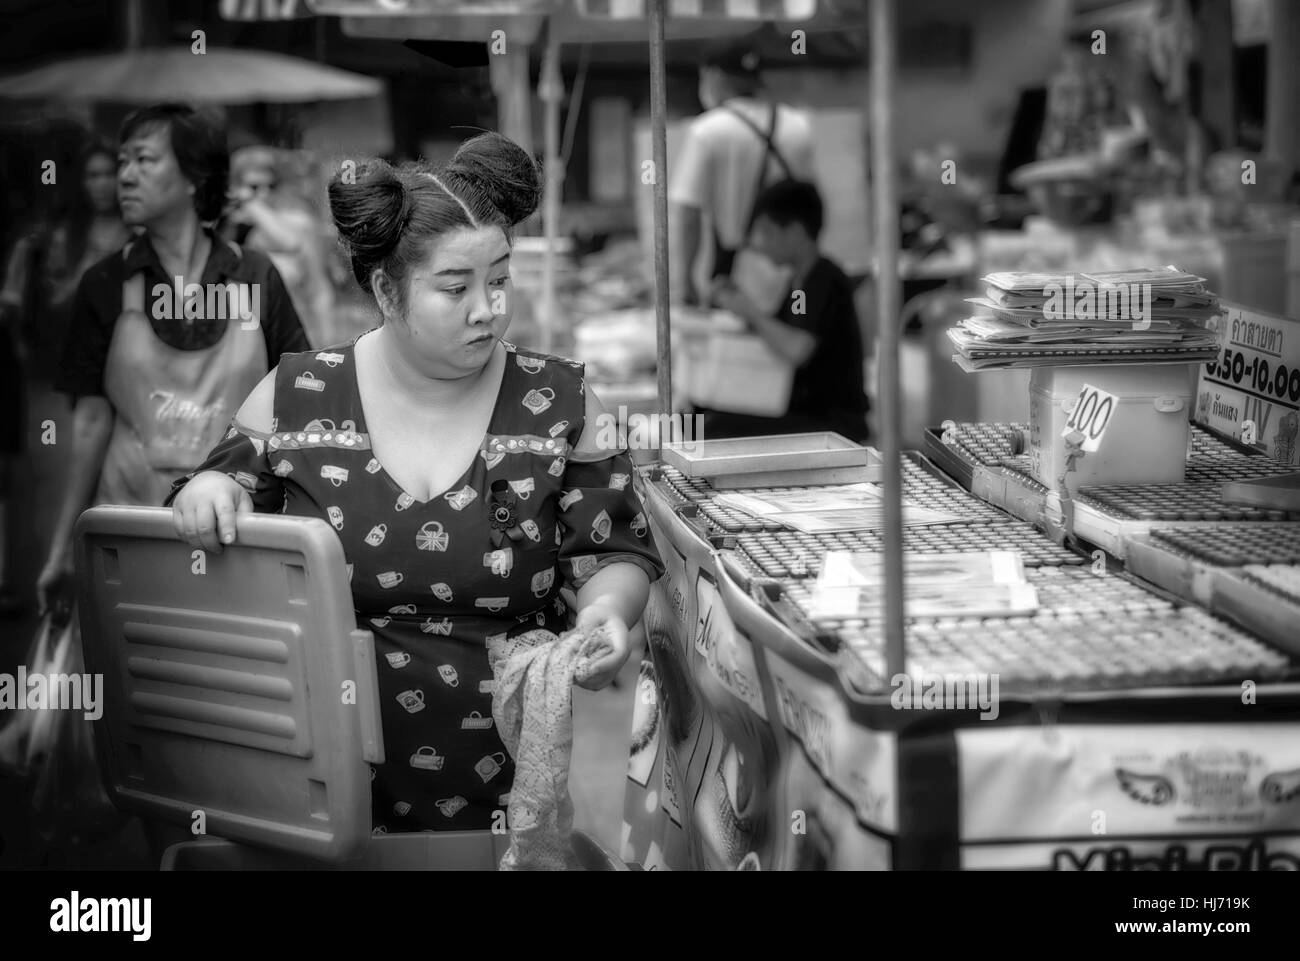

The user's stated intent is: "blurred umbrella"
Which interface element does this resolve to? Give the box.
[0,46,383,105]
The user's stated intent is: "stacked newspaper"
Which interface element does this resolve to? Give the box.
[948,265,1222,371]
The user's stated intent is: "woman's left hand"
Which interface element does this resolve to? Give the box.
[573,602,630,691]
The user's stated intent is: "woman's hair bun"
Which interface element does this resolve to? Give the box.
[443,132,542,226]
[327,159,411,290]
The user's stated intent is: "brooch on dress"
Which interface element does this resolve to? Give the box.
[488,480,525,548]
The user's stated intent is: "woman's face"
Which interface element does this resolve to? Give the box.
[236,166,275,204]
[386,225,513,380]
[117,125,196,228]
[83,153,118,214]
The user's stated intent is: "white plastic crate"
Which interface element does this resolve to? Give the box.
[1028,364,1196,491]
[675,327,794,417]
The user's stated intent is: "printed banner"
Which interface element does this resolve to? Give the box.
[1196,303,1300,465]
[957,724,1300,869]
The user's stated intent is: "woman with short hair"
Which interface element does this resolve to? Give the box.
[37,102,309,614]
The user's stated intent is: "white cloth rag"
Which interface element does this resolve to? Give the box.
[486,626,604,871]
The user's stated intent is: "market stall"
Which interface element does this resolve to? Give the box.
[619,309,1300,868]
[273,0,1300,872]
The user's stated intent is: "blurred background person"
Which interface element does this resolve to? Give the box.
[12,102,307,857]
[223,145,336,348]
[1,140,131,382]
[707,180,869,442]
[669,28,817,309]
[0,138,129,618]
[38,102,309,617]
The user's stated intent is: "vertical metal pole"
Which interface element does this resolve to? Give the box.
[125,0,143,49]
[540,26,562,355]
[649,0,673,439]
[871,0,905,680]
[1265,0,1300,168]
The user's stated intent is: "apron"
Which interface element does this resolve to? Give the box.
[97,247,267,507]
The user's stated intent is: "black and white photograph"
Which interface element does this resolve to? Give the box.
[0,0,1297,936]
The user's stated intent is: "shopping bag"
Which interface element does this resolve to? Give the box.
[0,610,60,775]
[24,611,130,845]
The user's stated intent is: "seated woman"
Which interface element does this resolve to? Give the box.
[168,133,664,834]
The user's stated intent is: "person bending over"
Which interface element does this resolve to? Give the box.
[704,179,870,443]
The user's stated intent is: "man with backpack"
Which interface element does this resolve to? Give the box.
[669,30,817,309]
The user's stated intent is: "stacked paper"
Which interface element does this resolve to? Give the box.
[712,484,965,533]
[948,265,1223,371]
[806,550,1040,620]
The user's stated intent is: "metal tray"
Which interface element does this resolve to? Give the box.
[661,432,873,489]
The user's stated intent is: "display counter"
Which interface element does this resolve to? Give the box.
[620,443,1300,871]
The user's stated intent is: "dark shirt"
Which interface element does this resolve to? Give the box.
[779,256,869,428]
[56,231,310,400]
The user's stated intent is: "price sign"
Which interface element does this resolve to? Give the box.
[1196,304,1300,466]
[1062,383,1118,452]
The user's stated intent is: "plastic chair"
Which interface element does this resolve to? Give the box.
[73,506,627,871]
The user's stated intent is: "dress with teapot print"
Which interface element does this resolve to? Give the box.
[167,339,664,833]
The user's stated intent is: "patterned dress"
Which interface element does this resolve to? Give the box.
[168,338,664,832]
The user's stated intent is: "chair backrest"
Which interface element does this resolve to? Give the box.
[74,506,383,864]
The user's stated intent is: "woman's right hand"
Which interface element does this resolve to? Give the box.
[171,470,253,553]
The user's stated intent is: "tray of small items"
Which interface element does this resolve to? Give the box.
[654,455,1013,541]
[780,565,1293,695]
[1123,525,1300,657]
[1073,483,1300,558]
[735,522,1086,581]
[926,422,1294,535]
[1212,565,1300,659]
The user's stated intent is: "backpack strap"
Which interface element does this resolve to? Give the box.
[723,102,795,237]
